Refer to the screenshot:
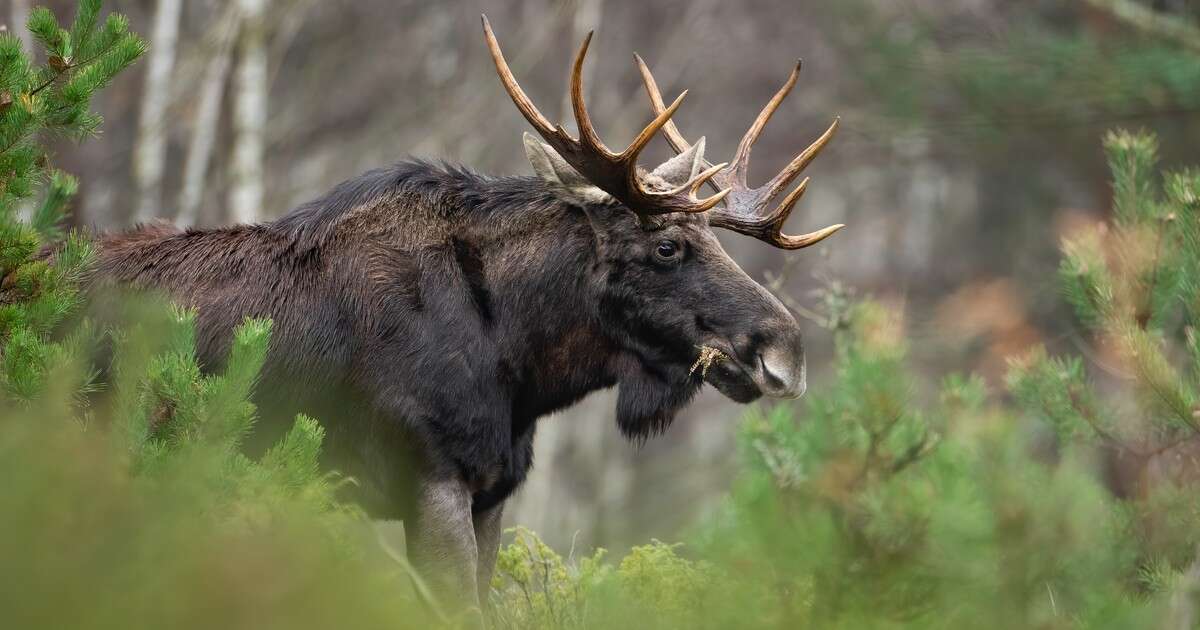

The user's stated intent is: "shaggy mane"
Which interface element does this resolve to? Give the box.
[269,160,568,252]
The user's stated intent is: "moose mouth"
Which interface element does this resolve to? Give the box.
[694,342,806,403]
[703,355,763,403]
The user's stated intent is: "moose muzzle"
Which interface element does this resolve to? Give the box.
[746,332,807,399]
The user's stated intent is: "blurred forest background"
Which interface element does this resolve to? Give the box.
[4,0,1199,551]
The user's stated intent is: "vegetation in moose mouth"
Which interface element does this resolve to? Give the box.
[689,345,729,377]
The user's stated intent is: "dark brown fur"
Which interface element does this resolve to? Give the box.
[89,159,806,608]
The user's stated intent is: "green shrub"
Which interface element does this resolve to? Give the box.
[0,5,435,629]
[491,526,723,630]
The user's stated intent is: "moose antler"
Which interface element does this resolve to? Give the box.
[482,16,730,216]
[635,55,844,249]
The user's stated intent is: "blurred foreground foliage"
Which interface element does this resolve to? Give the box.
[838,1,1200,146]
[5,3,1200,630]
[0,3,431,629]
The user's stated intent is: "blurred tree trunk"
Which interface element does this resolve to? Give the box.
[9,0,32,222]
[509,0,621,547]
[228,0,269,224]
[178,8,241,227]
[1080,0,1200,54]
[9,0,31,52]
[133,0,183,223]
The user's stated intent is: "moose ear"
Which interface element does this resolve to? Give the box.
[523,133,612,204]
[649,136,706,185]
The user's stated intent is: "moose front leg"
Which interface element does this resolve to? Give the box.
[407,475,481,613]
[473,502,504,608]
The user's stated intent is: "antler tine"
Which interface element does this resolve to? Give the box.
[638,55,805,191]
[569,32,619,158]
[635,54,731,200]
[692,186,733,212]
[637,172,730,215]
[763,116,840,205]
[482,16,561,141]
[778,223,846,249]
[713,177,810,230]
[710,176,845,249]
[569,33,720,215]
[729,61,801,184]
[635,52,844,249]
[634,53,696,156]
[650,160,729,198]
[483,15,729,218]
[622,89,688,164]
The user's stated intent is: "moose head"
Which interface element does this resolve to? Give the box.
[483,17,843,436]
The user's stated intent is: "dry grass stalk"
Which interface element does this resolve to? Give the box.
[690,346,728,377]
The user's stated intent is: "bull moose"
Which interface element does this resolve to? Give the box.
[91,16,842,614]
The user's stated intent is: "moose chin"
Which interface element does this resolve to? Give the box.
[85,14,842,615]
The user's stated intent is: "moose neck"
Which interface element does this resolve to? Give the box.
[452,183,620,429]
[459,179,701,440]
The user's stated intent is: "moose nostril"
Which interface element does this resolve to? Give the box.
[756,347,807,399]
[758,354,787,390]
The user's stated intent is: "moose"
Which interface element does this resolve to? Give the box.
[90,16,842,614]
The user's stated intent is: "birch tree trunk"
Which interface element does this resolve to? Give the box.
[177,9,242,226]
[228,0,270,224]
[9,0,33,222]
[10,0,31,53]
[133,0,183,223]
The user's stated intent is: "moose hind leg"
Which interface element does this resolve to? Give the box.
[408,476,480,613]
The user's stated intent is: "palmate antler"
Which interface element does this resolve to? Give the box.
[482,16,730,217]
[636,56,844,249]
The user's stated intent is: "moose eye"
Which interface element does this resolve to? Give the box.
[655,240,680,260]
